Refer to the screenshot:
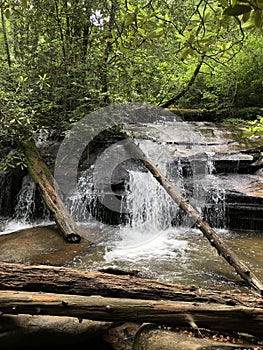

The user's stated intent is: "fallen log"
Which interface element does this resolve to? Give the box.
[20,139,88,244]
[123,139,263,296]
[1,290,263,338]
[0,261,262,307]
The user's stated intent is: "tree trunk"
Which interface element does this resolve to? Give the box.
[0,290,263,338]
[161,54,205,108]
[20,139,88,244]
[1,8,11,67]
[0,261,261,307]
[123,140,263,296]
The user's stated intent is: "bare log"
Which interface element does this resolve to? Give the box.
[0,261,262,307]
[123,140,263,296]
[0,290,263,338]
[20,139,88,244]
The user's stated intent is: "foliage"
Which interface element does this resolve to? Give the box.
[222,0,263,30]
[0,148,26,171]
[241,115,263,137]
[0,0,262,166]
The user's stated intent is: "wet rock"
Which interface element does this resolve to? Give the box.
[133,325,260,350]
[0,167,26,217]
[0,225,99,265]
[1,121,262,230]
[225,190,263,231]
[0,314,113,349]
[104,322,141,350]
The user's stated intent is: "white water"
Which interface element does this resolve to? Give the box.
[14,174,36,222]
[1,175,52,234]
[66,170,95,222]
[124,170,178,232]
[0,119,261,290]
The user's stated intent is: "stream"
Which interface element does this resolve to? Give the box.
[0,116,262,293]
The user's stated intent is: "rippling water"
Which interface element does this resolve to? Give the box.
[1,118,262,294]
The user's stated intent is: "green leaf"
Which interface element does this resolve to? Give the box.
[127,3,133,12]
[164,13,170,21]
[223,5,252,16]
[180,47,194,61]
[218,0,229,6]
[231,0,237,6]
[21,0,28,8]
[150,27,164,38]
[4,8,11,19]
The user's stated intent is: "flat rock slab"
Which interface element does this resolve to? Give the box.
[0,225,99,265]
[133,327,261,350]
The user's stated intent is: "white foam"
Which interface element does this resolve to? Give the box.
[1,219,53,235]
[103,227,189,264]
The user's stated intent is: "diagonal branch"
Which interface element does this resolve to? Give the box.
[160,53,205,109]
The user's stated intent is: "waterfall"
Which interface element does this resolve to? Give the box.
[66,170,95,222]
[124,170,177,232]
[14,174,36,222]
[203,152,226,228]
[0,139,227,235]
[121,150,227,233]
[4,174,52,232]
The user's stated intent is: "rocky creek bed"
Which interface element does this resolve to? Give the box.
[0,116,262,349]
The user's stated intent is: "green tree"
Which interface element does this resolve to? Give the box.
[1,0,263,157]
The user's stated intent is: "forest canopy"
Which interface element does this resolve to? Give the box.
[0,0,263,148]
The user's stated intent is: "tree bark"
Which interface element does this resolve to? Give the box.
[0,290,263,338]
[123,140,263,296]
[20,139,88,244]
[1,8,11,67]
[0,261,261,307]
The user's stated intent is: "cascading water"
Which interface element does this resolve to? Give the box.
[1,118,262,290]
[203,152,226,228]
[124,170,177,232]
[66,170,95,222]
[81,133,237,285]
[2,174,51,233]
[14,174,36,223]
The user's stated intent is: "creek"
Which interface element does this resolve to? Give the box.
[0,116,262,293]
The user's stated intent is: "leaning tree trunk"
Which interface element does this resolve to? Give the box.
[20,139,89,244]
[160,54,205,108]
[123,140,263,296]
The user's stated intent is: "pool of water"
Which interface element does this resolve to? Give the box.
[65,223,263,293]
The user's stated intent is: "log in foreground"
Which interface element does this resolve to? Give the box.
[1,290,263,338]
[20,139,88,244]
[0,262,262,307]
[123,139,263,296]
